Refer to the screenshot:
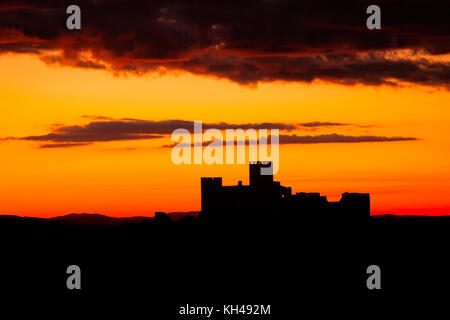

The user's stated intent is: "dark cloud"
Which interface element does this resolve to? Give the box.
[0,41,52,53]
[277,133,418,144]
[3,117,417,148]
[11,119,297,146]
[81,115,115,120]
[39,142,91,148]
[0,5,35,13]
[165,133,418,148]
[74,59,106,69]
[22,120,166,142]
[204,122,296,131]
[299,122,350,128]
[0,1,448,87]
[181,54,450,86]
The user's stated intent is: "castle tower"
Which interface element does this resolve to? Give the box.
[249,161,273,187]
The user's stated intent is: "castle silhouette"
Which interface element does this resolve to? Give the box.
[201,161,370,221]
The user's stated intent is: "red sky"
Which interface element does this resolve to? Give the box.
[0,1,449,217]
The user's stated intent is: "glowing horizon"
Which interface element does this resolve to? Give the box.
[0,52,449,217]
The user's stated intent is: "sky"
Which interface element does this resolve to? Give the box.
[0,1,449,217]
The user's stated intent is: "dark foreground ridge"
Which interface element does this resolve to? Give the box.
[1,163,449,314]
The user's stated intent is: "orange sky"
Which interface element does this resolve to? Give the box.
[1,54,450,217]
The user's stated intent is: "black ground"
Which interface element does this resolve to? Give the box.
[1,212,449,316]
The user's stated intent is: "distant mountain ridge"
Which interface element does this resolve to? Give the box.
[51,213,150,226]
[1,213,448,228]
[0,212,200,226]
[52,212,199,225]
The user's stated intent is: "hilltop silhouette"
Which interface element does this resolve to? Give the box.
[0,163,449,313]
[51,211,199,225]
[52,213,152,225]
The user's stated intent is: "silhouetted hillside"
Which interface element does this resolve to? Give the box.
[51,213,152,226]
[0,162,447,310]
[0,211,201,227]
[1,209,450,314]
[2,212,448,227]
